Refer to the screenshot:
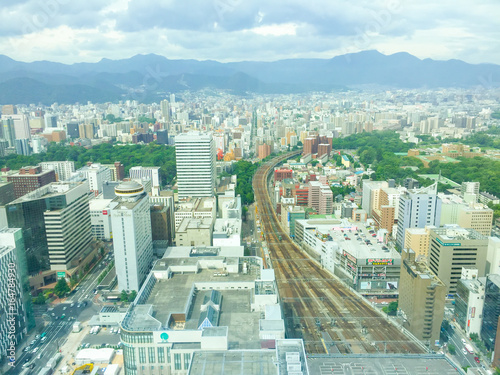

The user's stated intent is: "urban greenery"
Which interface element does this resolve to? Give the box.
[120,290,137,302]
[233,160,260,205]
[382,301,398,316]
[53,278,70,297]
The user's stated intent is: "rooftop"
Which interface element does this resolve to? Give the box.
[432,225,486,241]
[8,181,87,204]
[177,218,213,232]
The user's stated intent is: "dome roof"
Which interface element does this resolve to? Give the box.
[115,181,144,196]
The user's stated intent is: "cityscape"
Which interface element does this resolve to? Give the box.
[1,2,500,375]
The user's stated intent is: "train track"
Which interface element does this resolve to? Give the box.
[252,152,425,355]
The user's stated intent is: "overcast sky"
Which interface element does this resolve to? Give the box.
[1,0,499,65]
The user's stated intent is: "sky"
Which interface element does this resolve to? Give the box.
[1,0,499,65]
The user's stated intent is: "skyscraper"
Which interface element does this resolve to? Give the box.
[175,132,216,199]
[396,183,441,250]
[110,181,153,292]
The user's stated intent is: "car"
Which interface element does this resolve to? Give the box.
[24,346,30,352]
[51,312,55,317]
[63,306,67,311]
[77,304,81,308]
[461,339,466,345]
[37,353,42,359]
[41,337,47,343]
[61,314,65,319]
[70,303,74,308]
[371,233,376,237]
[474,357,480,363]
[32,347,39,354]
[462,348,467,355]
[35,335,40,339]
[118,328,121,334]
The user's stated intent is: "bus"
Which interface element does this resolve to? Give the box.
[465,343,474,354]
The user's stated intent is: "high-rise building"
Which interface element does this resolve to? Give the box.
[361,180,388,216]
[404,226,434,258]
[129,166,161,196]
[66,122,80,138]
[110,181,153,292]
[175,132,216,198]
[150,204,173,245]
[44,114,57,128]
[0,181,15,205]
[156,129,169,145]
[1,118,16,147]
[461,182,480,200]
[457,203,494,236]
[15,138,31,156]
[1,104,17,115]
[44,184,92,271]
[481,275,500,352]
[0,181,91,273]
[2,113,30,140]
[78,123,94,139]
[396,184,441,250]
[74,163,112,196]
[428,226,488,294]
[39,161,76,181]
[454,273,485,337]
[307,181,333,215]
[0,228,34,359]
[160,99,170,122]
[399,248,446,348]
[6,166,57,198]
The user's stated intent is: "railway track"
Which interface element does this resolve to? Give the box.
[252,152,425,355]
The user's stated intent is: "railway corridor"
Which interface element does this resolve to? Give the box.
[253,153,425,355]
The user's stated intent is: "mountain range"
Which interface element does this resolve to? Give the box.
[0,50,498,104]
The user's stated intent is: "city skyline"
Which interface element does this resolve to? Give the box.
[0,1,499,65]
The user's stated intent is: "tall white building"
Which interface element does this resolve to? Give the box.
[40,161,76,181]
[129,166,161,196]
[1,113,30,139]
[396,183,441,250]
[74,163,112,196]
[175,132,216,198]
[110,181,153,292]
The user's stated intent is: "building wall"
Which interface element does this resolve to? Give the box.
[457,205,494,236]
[481,275,500,351]
[404,228,431,258]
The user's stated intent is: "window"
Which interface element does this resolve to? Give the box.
[138,347,146,364]
[174,353,182,370]
[157,347,165,363]
[148,347,155,363]
[184,353,191,369]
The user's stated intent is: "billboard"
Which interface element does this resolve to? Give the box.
[360,281,372,290]
[57,271,66,279]
[366,258,393,266]
[386,281,398,290]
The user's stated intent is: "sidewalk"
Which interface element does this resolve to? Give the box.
[53,323,92,374]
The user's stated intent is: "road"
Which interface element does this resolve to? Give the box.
[444,325,484,370]
[6,249,113,374]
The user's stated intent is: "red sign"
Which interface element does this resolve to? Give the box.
[103,210,108,215]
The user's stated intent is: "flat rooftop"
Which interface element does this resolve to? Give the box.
[308,355,462,375]
[162,246,244,258]
[188,351,278,375]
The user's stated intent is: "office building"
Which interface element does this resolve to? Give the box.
[175,132,216,198]
[481,274,500,351]
[74,163,112,196]
[0,228,34,359]
[2,113,30,140]
[1,104,17,115]
[160,99,170,122]
[454,273,485,337]
[7,166,56,198]
[307,181,333,215]
[457,203,494,236]
[150,204,173,245]
[129,166,161,196]
[461,182,480,201]
[280,205,306,238]
[396,183,441,250]
[44,114,57,128]
[67,122,80,138]
[39,161,75,181]
[109,181,153,292]
[1,119,15,147]
[156,129,168,145]
[101,162,125,182]
[79,123,94,139]
[399,249,446,347]
[428,226,488,294]
[15,138,31,156]
[0,182,15,205]
[403,227,434,258]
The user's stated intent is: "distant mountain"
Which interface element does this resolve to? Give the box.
[0,50,498,104]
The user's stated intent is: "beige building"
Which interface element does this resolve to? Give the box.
[429,226,488,294]
[457,203,494,236]
[175,218,213,247]
[404,226,435,258]
[399,248,446,348]
[174,197,216,230]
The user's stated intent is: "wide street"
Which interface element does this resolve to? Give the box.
[5,249,113,375]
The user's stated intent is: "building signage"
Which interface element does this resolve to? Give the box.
[103,210,108,215]
[57,271,66,279]
[435,237,461,247]
[343,250,357,263]
[366,258,393,266]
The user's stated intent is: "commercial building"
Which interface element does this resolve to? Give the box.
[403,226,434,258]
[101,162,125,182]
[129,166,161,196]
[174,197,216,230]
[74,163,112,196]
[39,161,76,181]
[0,181,15,205]
[119,254,285,375]
[0,228,34,361]
[15,138,31,156]
[280,205,306,238]
[175,132,216,198]
[274,168,293,182]
[150,204,173,245]
[362,181,388,216]
[307,181,333,215]
[481,274,500,351]
[1,118,16,147]
[109,181,154,292]
[428,226,488,294]
[2,113,30,140]
[175,218,213,247]
[399,249,446,348]
[295,219,401,296]
[396,184,441,250]
[7,165,56,198]
[454,273,485,337]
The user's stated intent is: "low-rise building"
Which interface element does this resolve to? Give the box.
[212,219,241,247]
[175,218,213,247]
[174,197,216,230]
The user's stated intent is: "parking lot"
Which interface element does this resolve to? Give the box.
[80,327,121,349]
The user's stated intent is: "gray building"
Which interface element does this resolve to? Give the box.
[481,274,500,351]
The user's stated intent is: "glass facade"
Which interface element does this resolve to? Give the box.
[481,275,500,350]
[454,280,469,331]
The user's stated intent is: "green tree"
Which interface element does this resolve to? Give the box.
[128,290,137,302]
[54,278,70,297]
[120,290,129,302]
[448,344,456,355]
[33,294,46,305]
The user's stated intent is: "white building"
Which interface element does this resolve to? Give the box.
[213,219,242,247]
[89,198,113,241]
[129,166,161,196]
[74,163,112,196]
[174,197,216,230]
[110,181,153,292]
[175,132,216,198]
[39,161,75,181]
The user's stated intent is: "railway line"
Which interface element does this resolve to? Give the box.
[252,152,426,355]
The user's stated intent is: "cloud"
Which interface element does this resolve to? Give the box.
[0,0,498,64]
